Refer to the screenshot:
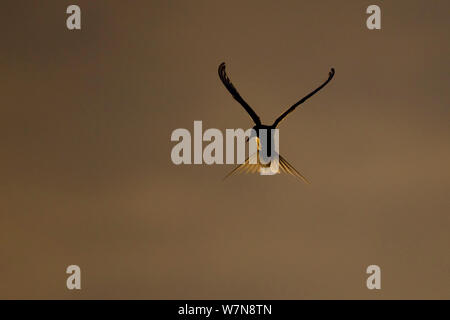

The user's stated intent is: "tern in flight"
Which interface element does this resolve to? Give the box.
[218,62,335,183]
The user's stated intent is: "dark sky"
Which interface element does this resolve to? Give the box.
[0,0,449,298]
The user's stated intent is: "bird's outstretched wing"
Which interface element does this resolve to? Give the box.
[272,68,335,127]
[218,62,261,126]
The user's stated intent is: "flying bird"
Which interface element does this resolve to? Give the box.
[218,62,335,182]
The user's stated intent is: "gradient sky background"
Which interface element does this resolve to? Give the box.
[0,0,449,299]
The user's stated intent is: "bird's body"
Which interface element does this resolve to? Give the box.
[251,124,275,158]
[218,62,335,182]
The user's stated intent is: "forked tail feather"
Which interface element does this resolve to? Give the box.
[223,153,310,184]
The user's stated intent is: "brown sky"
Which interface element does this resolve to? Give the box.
[0,0,449,299]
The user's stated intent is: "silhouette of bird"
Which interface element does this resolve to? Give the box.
[218,62,335,183]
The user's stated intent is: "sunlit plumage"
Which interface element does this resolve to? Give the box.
[218,62,335,182]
